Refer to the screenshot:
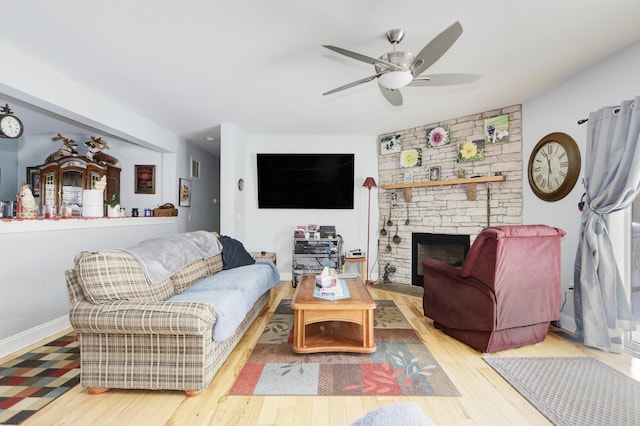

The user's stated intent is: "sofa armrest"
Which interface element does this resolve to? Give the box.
[69,300,217,336]
[422,259,496,330]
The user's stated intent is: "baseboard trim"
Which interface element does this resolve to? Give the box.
[0,315,71,359]
[559,312,576,334]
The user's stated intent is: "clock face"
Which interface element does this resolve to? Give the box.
[528,132,581,202]
[0,115,23,138]
[531,141,568,193]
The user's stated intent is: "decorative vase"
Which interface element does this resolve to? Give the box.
[107,204,120,218]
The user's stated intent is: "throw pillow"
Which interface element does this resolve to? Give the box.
[219,235,255,270]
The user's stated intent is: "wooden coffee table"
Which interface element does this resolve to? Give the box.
[290,274,377,354]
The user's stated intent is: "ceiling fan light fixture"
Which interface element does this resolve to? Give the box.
[378,70,413,89]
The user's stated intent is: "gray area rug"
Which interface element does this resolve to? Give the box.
[484,357,640,426]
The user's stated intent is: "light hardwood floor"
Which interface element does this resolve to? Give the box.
[6,281,639,426]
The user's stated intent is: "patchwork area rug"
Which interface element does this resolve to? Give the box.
[230,299,459,396]
[484,357,640,426]
[0,334,80,425]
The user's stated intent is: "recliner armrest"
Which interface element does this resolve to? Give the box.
[69,299,217,336]
[422,259,496,330]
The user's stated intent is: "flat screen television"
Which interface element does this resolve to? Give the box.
[257,153,354,209]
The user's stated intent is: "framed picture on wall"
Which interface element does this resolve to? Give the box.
[26,166,40,197]
[134,165,156,194]
[179,178,191,207]
[190,157,200,179]
[380,135,401,154]
[429,166,441,181]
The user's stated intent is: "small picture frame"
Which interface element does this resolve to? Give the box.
[429,166,441,181]
[26,167,40,197]
[190,157,200,179]
[380,135,402,154]
[179,178,192,207]
[457,140,486,163]
[134,165,156,194]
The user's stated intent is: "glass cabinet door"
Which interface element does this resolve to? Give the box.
[88,172,103,190]
[61,170,84,212]
[43,171,57,208]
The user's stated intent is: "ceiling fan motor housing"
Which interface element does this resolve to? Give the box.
[376,51,414,72]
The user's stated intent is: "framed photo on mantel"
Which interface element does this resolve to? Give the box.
[135,165,156,194]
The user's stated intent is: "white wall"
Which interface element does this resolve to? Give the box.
[183,142,220,232]
[224,134,379,281]
[0,141,18,200]
[0,221,179,357]
[523,40,640,330]
[220,123,243,238]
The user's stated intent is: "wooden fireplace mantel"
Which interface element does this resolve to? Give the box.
[381,174,506,190]
[380,174,506,201]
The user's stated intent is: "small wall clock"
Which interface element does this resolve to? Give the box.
[0,104,24,139]
[527,132,581,202]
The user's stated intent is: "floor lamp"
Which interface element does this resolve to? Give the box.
[362,177,377,285]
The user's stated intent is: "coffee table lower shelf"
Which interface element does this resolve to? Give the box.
[292,321,375,354]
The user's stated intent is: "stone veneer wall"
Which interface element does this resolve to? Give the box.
[377,104,523,285]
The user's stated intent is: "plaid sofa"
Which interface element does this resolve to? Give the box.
[65,237,271,396]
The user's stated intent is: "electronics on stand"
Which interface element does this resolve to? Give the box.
[346,249,363,258]
[291,225,343,288]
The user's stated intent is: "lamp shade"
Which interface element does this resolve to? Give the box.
[362,177,377,189]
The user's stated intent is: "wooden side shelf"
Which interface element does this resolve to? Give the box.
[380,174,506,190]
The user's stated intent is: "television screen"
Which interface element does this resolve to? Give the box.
[257,153,354,209]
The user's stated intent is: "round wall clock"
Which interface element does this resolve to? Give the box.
[527,132,581,202]
[0,104,23,139]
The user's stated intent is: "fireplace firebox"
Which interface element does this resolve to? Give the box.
[412,233,470,286]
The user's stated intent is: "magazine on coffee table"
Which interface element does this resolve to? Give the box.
[313,279,351,300]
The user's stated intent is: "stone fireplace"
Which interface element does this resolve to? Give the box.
[411,233,470,286]
[376,104,523,285]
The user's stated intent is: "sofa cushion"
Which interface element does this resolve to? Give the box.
[171,254,223,294]
[75,250,175,303]
[203,253,224,276]
[219,235,255,270]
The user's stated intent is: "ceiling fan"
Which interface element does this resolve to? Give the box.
[322,21,481,106]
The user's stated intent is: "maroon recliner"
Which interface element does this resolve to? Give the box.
[422,225,566,353]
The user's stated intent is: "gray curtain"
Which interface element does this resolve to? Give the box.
[574,96,640,353]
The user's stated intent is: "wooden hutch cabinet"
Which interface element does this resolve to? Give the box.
[38,156,120,216]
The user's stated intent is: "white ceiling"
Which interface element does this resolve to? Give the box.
[2,1,640,154]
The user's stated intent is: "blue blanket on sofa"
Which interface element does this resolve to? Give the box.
[167,260,280,341]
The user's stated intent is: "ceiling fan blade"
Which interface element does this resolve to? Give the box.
[379,86,403,106]
[323,74,380,96]
[408,73,482,87]
[322,45,403,71]
[412,21,463,77]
